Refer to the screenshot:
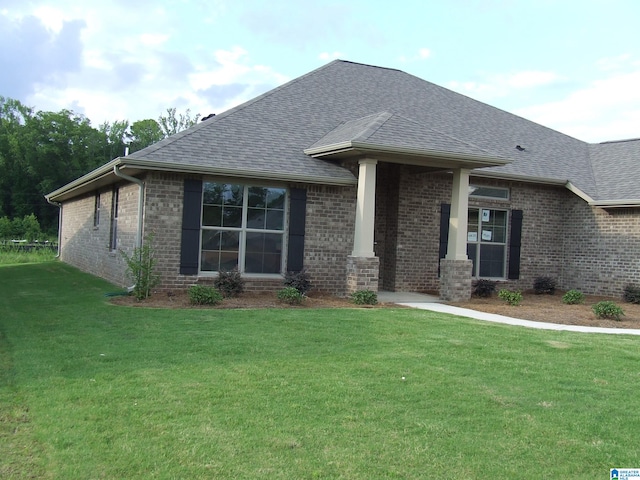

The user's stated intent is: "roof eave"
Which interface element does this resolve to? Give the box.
[589,199,640,208]
[46,158,357,202]
[304,141,510,169]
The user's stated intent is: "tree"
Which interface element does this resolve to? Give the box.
[99,119,129,160]
[157,108,200,137]
[128,119,164,153]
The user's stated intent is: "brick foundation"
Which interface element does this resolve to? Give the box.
[439,259,472,301]
[346,256,380,294]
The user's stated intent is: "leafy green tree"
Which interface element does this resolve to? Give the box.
[0,216,11,240]
[99,119,129,160]
[158,107,200,137]
[129,119,164,153]
[21,213,42,242]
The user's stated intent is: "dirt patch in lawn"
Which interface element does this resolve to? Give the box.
[110,289,640,329]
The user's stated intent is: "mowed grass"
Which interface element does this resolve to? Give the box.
[2,263,640,479]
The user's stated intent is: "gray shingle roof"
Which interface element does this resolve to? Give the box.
[119,60,637,201]
[589,139,640,201]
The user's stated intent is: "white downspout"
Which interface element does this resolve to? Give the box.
[46,198,62,258]
[113,165,144,251]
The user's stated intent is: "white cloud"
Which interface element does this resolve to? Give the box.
[515,70,640,142]
[319,51,343,61]
[448,70,562,101]
[399,47,432,63]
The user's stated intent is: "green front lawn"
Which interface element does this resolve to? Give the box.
[1,262,639,479]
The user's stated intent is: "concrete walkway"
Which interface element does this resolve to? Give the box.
[378,291,640,335]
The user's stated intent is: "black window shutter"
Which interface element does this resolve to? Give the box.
[508,209,523,280]
[438,203,451,276]
[180,179,203,275]
[287,188,307,272]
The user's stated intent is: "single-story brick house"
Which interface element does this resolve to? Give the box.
[46,60,640,301]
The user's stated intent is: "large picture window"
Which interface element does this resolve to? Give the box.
[467,208,507,278]
[200,182,286,274]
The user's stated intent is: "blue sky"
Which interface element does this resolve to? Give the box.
[2,0,639,142]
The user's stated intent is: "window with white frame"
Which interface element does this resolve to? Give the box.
[109,188,119,251]
[93,192,101,227]
[469,185,509,200]
[200,182,286,274]
[467,208,507,278]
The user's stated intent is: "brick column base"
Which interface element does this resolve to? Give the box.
[346,256,379,295]
[439,259,472,302]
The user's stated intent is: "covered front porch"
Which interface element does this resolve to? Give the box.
[304,112,510,301]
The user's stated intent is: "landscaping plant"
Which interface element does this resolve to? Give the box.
[533,276,557,295]
[592,301,625,321]
[214,268,245,297]
[472,279,497,298]
[623,284,640,304]
[283,269,312,294]
[277,286,305,305]
[120,233,160,300]
[351,289,378,305]
[498,289,523,306]
[188,285,223,305]
[562,289,585,305]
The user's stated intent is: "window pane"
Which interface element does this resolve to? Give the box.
[467,243,477,276]
[479,244,505,277]
[222,206,243,227]
[244,232,282,273]
[247,208,266,229]
[200,230,239,271]
[202,205,222,226]
[467,209,479,239]
[469,186,509,199]
[203,182,224,205]
[224,184,243,206]
[267,188,286,209]
[248,187,267,208]
[266,210,284,230]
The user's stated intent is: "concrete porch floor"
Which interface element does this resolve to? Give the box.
[377,291,442,303]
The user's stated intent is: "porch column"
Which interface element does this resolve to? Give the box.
[352,158,377,257]
[440,168,473,301]
[347,158,379,294]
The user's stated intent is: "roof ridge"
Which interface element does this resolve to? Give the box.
[132,60,347,159]
[352,111,394,142]
[598,137,640,144]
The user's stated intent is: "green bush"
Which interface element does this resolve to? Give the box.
[472,279,496,298]
[351,290,378,305]
[533,276,557,295]
[592,301,624,321]
[283,270,312,294]
[214,269,245,298]
[562,289,585,305]
[498,289,522,306]
[188,285,223,305]
[120,233,160,300]
[623,284,640,304]
[277,287,305,305]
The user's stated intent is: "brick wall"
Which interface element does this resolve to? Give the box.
[60,182,139,287]
[563,198,640,295]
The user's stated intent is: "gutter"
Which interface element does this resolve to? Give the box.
[45,197,62,258]
[113,165,145,251]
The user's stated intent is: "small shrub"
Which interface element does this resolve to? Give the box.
[214,268,244,298]
[562,289,585,305]
[498,289,522,306]
[592,301,624,321]
[533,276,557,295]
[188,285,223,305]
[277,287,305,305]
[120,233,160,300]
[351,289,378,305]
[284,270,312,295]
[472,279,496,298]
[623,284,640,304]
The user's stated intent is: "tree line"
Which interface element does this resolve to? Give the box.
[0,97,200,237]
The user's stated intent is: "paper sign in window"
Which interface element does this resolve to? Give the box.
[468,232,478,242]
[482,209,490,222]
[482,230,492,241]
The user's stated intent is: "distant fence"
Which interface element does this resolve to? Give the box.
[0,241,58,252]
